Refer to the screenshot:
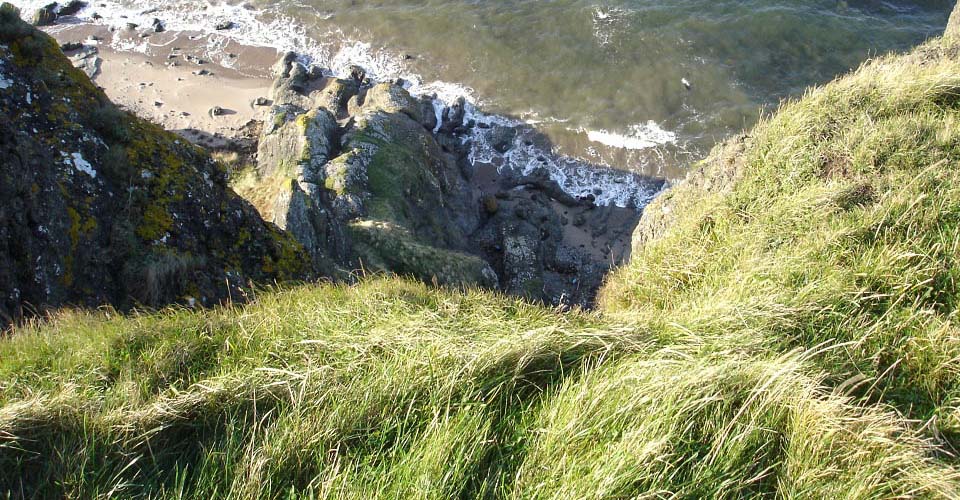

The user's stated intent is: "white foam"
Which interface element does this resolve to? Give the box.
[586,121,677,151]
[591,6,629,47]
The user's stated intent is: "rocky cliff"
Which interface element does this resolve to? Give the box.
[0,4,312,324]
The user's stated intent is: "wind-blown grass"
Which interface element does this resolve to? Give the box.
[5,14,960,500]
[600,35,960,453]
[0,280,955,498]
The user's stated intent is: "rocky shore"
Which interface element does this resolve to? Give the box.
[2,2,660,323]
[236,49,650,307]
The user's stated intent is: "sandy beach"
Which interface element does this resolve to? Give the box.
[44,21,280,149]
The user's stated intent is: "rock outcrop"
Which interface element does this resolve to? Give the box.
[247,56,496,287]
[243,53,648,306]
[948,2,960,36]
[0,5,313,324]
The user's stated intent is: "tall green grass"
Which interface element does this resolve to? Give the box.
[1,280,955,497]
[5,14,960,500]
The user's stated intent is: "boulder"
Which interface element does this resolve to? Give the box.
[66,45,100,79]
[313,78,359,118]
[440,96,467,134]
[349,221,497,288]
[949,2,960,37]
[360,83,423,123]
[58,0,85,16]
[242,54,488,289]
[60,41,83,51]
[485,125,517,154]
[349,65,366,84]
[257,107,338,183]
[32,2,57,26]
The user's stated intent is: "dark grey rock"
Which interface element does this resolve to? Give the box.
[349,65,366,84]
[60,41,83,52]
[67,45,100,79]
[32,3,57,26]
[440,96,467,134]
[58,0,85,16]
[485,125,517,154]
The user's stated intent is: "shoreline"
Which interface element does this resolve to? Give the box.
[20,0,667,209]
[39,16,645,304]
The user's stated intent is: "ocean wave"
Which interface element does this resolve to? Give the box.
[585,122,678,151]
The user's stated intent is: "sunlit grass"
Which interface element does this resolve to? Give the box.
[5,13,960,500]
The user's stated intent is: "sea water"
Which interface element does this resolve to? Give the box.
[10,0,952,206]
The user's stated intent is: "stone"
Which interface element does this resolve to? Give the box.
[151,17,164,33]
[60,41,83,52]
[58,0,85,16]
[440,96,466,134]
[361,82,423,123]
[258,106,338,183]
[215,20,235,30]
[349,65,366,84]
[949,2,960,37]
[485,125,517,154]
[315,78,359,117]
[419,95,439,131]
[308,65,326,80]
[32,3,57,26]
[67,46,101,79]
[272,51,297,78]
[482,195,499,215]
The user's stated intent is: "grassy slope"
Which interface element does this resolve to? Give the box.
[601,30,960,452]
[5,18,960,500]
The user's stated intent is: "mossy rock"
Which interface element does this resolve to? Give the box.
[0,12,314,323]
[349,220,497,288]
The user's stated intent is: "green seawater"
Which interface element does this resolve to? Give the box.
[260,0,951,178]
[16,0,948,180]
